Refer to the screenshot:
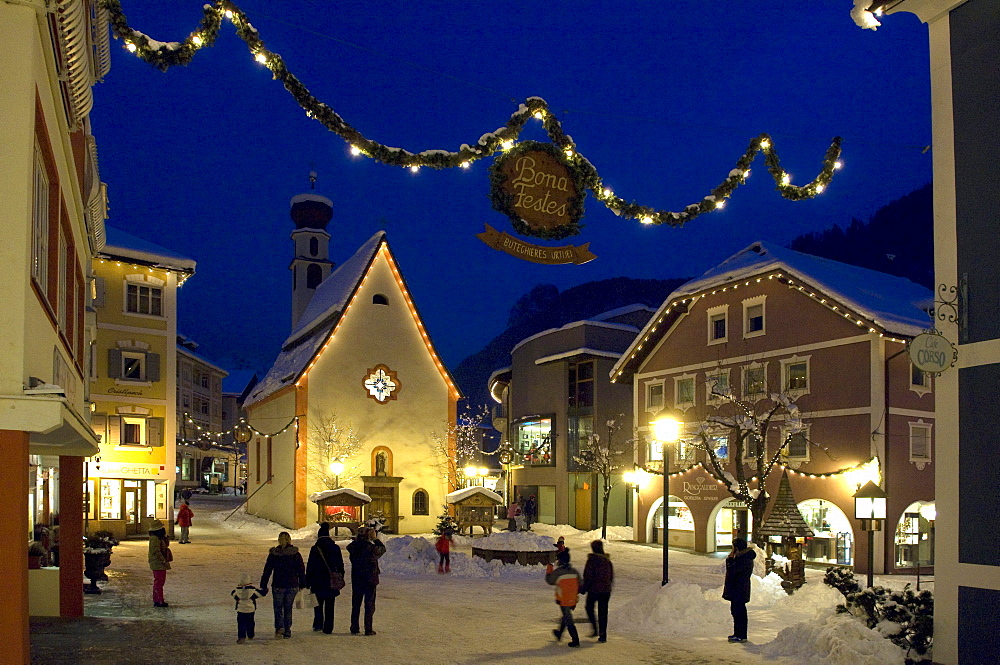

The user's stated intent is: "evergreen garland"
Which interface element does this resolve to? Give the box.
[99,0,843,230]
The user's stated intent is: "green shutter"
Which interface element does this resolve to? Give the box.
[107,415,121,446]
[146,353,160,382]
[146,417,163,447]
[107,349,122,378]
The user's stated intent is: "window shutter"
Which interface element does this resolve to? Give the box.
[147,417,163,447]
[146,353,160,382]
[91,414,107,444]
[107,415,122,446]
[107,348,122,378]
[93,277,105,308]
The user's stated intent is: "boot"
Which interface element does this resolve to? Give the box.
[437,564,444,574]
[445,563,450,573]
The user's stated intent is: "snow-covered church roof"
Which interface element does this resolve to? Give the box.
[243,232,385,407]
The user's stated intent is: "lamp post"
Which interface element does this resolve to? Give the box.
[653,417,681,586]
[853,480,887,589]
[329,459,344,490]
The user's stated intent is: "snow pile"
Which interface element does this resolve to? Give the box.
[575,525,634,542]
[380,536,546,580]
[761,611,905,664]
[473,530,555,551]
[616,581,732,637]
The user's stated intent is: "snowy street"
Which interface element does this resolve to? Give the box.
[32,494,922,665]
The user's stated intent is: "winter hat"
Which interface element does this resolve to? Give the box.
[556,549,571,565]
[733,537,748,550]
[590,540,605,554]
[148,519,165,532]
[238,572,250,587]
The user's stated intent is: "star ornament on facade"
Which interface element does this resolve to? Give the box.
[363,365,400,404]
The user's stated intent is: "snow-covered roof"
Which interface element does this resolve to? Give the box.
[611,241,934,383]
[177,345,229,376]
[510,319,639,355]
[243,233,385,407]
[673,242,933,336]
[102,226,196,272]
[592,303,656,322]
[286,231,385,347]
[309,488,372,504]
[290,193,333,207]
[446,486,503,504]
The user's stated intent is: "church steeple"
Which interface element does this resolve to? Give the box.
[290,171,334,329]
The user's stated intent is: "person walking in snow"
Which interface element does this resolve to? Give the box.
[175,501,193,544]
[147,519,171,607]
[581,539,614,643]
[260,531,306,639]
[545,549,581,647]
[435,528,452,573]
[231,572,263,643]
[306,522,344,634]
[506,502,519,531]
[722,537,756,643]
[524,495,537,530]
[347,526,386,635]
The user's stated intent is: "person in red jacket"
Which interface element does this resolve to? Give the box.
[175,501,194,544]
[435,528,452,574]
[545,549,581,647]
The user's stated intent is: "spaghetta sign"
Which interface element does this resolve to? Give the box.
[485,141,594,264]
[476,225,595,265]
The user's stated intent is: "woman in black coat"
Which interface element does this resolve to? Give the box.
[306,522,345,634]
[581,540,614,642]
[722,537,756,643]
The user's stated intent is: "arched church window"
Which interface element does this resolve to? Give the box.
[306,263,322,289]
[372,294,389,306]
[412,489,429,515]
[309,237,319,256]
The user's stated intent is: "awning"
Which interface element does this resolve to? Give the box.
[0,395,100,457]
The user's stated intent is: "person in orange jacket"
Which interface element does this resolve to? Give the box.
[176,501,194,544]
[544,549,581,647]
[435,528,452,574]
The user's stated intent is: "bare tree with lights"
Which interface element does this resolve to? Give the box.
[308,413,365,490]
[430,405,494,489]
[672,376,815,544]
[573,417,638,540]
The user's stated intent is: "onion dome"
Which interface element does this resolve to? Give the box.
[290,192,333,230]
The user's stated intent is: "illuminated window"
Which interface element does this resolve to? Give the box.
[743,364,767,397]
[515,417,554,466]
[781,357,810,396]
[706,370,730,402]
[783,429,810,461]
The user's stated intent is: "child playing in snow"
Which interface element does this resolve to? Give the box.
[231,572,263,643]
[435,528,452,573]
[545,549,581,647]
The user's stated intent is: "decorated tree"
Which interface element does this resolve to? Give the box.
[430,405,494,489]
[308,413,365,490]
[572,417,638,540]
[432,507,460,536]
[671,377,815,544]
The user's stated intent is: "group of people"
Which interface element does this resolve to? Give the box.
[505,495,537,532]
[149,499,756,646]
[231,524,385,642]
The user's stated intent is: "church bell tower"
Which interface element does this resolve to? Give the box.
[290,171,334,328]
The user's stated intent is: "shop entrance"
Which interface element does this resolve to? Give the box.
[714,499,751,550]
[123,481,143,536]
[575,485,592,530]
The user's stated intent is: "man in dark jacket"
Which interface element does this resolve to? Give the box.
[260,531,306,639]
[346,526,386,636]
[307,522,345,634]
[722,537,756,643]
[581,539,614,642]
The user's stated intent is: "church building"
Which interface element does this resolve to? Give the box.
[243,187,460,533]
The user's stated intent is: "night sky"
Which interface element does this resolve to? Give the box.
[91,2,932,376]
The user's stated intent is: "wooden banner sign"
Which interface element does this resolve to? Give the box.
[476,224,596,265]
[489,141,585,240]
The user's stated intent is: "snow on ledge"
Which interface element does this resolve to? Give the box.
[446,486,503,504]
[309,488,372,503]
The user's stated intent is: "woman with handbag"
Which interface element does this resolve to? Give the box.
[260,532,306,639]
[306,522,345,634]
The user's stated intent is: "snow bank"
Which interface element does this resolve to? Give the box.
[760,611,906,665]
[616,581,732,637]
[381,536,546,579]
[473,531,555,551]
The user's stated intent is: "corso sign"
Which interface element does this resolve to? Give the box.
[908,331,957,374]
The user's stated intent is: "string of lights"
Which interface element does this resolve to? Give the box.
[99,0,843,229]
[639,456,879,483]
[181,413,298,442]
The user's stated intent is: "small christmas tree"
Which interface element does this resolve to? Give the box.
[432,506,459,536]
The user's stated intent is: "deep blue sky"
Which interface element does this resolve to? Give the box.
[91,2,931,375]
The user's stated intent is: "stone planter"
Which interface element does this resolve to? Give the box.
[84,550,111,594]
[472,546,556,566]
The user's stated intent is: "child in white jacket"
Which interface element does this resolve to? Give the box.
[231,572,263,643]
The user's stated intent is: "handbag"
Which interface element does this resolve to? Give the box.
[317,547,346,590]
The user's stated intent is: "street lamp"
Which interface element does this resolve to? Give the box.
[463,465,477,488]
[329,459,344,489]
[653,416,681,585]
[853,480,887,589]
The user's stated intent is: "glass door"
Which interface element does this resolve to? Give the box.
[124,482,141,536]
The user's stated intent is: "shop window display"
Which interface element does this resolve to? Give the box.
[895,501,935,568]
[515,418,553,466]
[798,499,853,565]
[100,479,122,520]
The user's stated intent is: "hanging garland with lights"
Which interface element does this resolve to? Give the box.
[99,0,843,230]
[638,456,880,483]
[181,413,298,447]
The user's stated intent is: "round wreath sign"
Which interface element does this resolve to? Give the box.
[489,141,586,240]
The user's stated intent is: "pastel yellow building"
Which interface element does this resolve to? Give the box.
[89,228,194,540]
